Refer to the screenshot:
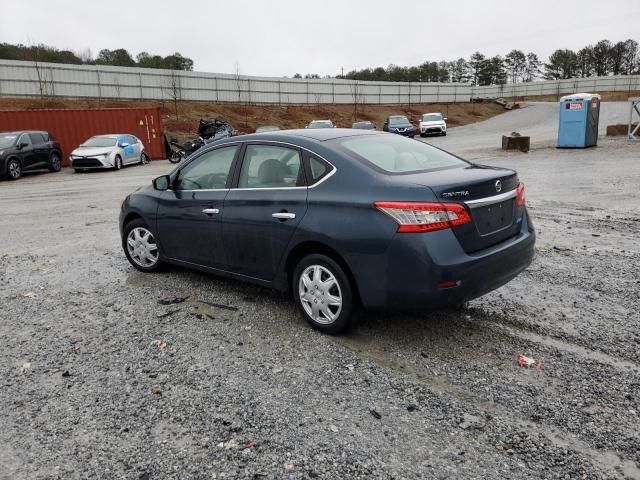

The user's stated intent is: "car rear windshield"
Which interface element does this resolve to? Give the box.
[388,117,410,126]
[422,114,443,122]
[82,137,117,147]
[0,134,18,148]
[334,134,468,174]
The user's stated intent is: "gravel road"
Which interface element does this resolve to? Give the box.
[1,113,639,479]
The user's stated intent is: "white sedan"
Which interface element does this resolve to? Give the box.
[70,134,148,172]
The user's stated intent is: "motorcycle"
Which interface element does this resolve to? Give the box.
[168,137,204,164]
[167,118,237,164]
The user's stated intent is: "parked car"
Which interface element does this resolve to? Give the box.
[306,120,335,129]
[382,115,415,138]
[352,121,376,130]
[120,129,535,334]
[419,113,448,137]
[256,125,281,133]
[0,130,62,180]
[70,134,147,172]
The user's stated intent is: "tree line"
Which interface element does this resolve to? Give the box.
[0,42,194,70]
[328,38,639,85]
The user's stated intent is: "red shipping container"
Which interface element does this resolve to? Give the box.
[0,108,165,166]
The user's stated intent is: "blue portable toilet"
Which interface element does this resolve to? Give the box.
[557,93,601,148]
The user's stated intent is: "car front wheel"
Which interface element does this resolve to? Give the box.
[114,155,123,170]
[293,254,355,334]
[123,219,164,273]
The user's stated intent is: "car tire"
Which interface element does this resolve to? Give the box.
[442,131,447,136]
[140,152,149,165]
[48,152,62,172]
[122,219,164,273]
[114,155,123,170]
[420,133,426,138]
[293,254,356,334]
[6,158,22,180]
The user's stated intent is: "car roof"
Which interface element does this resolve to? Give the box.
[0,130,48,135]
[227,128,381,143]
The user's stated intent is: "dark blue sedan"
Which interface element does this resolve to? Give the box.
[120,129,535,333]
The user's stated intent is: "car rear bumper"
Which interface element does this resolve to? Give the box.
[350,211,535,310]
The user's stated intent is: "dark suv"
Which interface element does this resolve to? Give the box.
[382,115,415,138]
[0,131,62,180]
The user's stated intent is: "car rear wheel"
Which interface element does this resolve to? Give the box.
[293,254,355,334]
[49,152,62,172]
[123,219,164,273]
[6,158,22,180]
[114,155,123,170]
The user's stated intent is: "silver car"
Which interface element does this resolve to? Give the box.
[70,134,147,172]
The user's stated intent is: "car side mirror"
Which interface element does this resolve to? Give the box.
[119,142,129,148]
[153,175,170,191]
[17,142,28,150]
[443,117,448,121]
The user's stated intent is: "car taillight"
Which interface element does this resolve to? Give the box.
[374,201,471,233]
[516,182,525,206]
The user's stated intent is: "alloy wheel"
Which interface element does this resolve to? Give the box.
[50,154,61,171]
[126,227,159,268]
[298,265,343,324]
[8,160,21,179]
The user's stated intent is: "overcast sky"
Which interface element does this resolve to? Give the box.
[2,0,639,77]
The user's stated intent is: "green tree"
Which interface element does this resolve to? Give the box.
[468,52,486,86]
[163,52,194,71]
[523,53,542,82]
[544,49,578,79]
[591,40,612,76]
[504,49,527,83]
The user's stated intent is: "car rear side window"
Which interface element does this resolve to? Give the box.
[306,154,331,184]
[176,146,238,190]
[238,145,303,188]
[335,135,467,174]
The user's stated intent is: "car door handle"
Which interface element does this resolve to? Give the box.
[202,208,220,215]
[272,212,295,220]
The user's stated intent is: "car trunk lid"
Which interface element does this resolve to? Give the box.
[390,164,523,253]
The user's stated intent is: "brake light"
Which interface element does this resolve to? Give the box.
[516,182,525,206]
[374,201,471,233]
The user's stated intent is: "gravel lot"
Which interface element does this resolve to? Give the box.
[1,116,639,479]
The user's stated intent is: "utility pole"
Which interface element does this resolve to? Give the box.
[341,66,344,79]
